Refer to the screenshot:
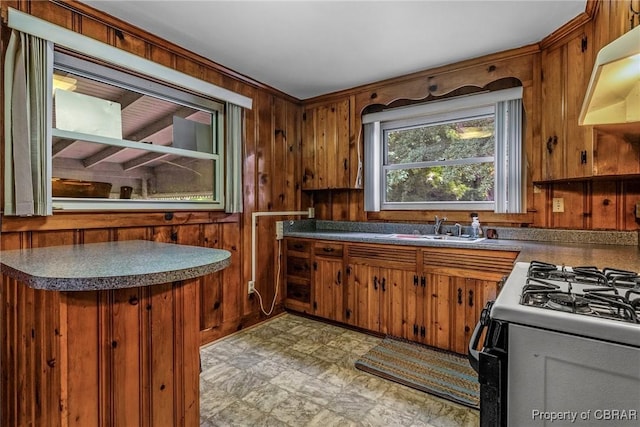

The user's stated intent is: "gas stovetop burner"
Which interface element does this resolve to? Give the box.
[520,261,640,323]
[546,294,592,314]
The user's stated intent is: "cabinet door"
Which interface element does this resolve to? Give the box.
[427,273,454,350]
[301,99,350,190]
[351,263,381,331]
[451,278,500,355]
[564,31,593,179]
[541,45,565,180]
[313,257,344,322]
[380,267,412,338]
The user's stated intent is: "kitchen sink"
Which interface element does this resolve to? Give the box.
[376,233,486,243]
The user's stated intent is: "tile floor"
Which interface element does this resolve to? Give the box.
[199,313,479,427]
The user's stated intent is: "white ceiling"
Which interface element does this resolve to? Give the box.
[81,0,587,100]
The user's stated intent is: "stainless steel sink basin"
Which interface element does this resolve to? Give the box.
[376,233,486,243]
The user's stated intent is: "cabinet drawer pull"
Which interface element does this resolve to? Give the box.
[421,276,426,288]
[381,277,386,292]
[373,276,378,290]
[293,243,304,250]
[337,270,341,285]
[457,288,463,305]
[413,324,419,336]
[469,289,474,307]
[343,159,348,170]
[346,309,352,319]
[420,326,426,337]
[323,247,335,253]
[413,275,418,286]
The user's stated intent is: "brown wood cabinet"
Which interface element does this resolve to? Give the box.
[540,29,594,181]
[302,99,352,190]
[285,237,518,354]
[284,239,313,312]
[312,242,345,321]
[346,245,417,336]
[421,248,516,353]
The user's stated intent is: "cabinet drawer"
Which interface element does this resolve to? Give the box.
[286,239,311,255]
[286,277,311,304]
[314,242,344,257]
[286,256,312,279]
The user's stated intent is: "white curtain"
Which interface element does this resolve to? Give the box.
[225,103,244,213]
[4,29,52,216]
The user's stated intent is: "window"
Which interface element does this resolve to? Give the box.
[5,8,250,215]
[51,52,224,210]
[363,87,524,213]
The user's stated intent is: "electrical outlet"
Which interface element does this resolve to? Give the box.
[308,207,315,218]
[275,221,284,240]
[248,280,255,294]
[552,198,565,213]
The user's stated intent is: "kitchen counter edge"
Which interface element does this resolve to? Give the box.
[0,240,232,291]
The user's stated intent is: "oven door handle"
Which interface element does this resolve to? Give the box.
[468,300,494,373]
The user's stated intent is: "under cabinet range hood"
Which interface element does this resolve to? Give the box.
[579,25,640,125]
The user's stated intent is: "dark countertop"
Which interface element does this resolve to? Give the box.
[0,240,231,291]
[285,228,640,271]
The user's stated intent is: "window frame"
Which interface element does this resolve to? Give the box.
[363,87,524,213]
[6,7,251,214]
[51,52,225,211]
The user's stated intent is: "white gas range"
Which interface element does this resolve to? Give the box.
[469,261,640,427]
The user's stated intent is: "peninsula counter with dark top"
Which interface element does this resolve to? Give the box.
[0,240,231,427]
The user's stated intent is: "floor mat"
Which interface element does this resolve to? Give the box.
[355,337,480,409]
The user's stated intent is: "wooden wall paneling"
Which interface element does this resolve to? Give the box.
[110,287,144,425]
[0,231,25,250]
[149,283,175,426]
[82,228,112,244]
[591,181,620,229]
[178,279,200,427]
[220,222,242,328]
[200,224,222,331]
[550,182,588,229]
[63,292,101,427]
[39,289,61,427]
[32,230,77,248]
[283,100,301,210]
[331,191,349,221]
[76,10,108,42]
[532,185,550,228]
[622,180,640,230]
[28,1,72,28]
[242,91,258,318]
[112,28,146,58]
[148,43,176,70]
[274,97,288,211]
[117,227,151,241]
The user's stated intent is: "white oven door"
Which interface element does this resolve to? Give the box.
[508,324,640,427]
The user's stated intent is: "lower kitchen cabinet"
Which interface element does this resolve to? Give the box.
[347,245,417,336]
[284,239,313,312]
[284,237,517,355]
[422,248,517,353]
[312,242,345,322]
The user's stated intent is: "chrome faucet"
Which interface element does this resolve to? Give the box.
[434,216,447,235]
[454,223,462,236]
